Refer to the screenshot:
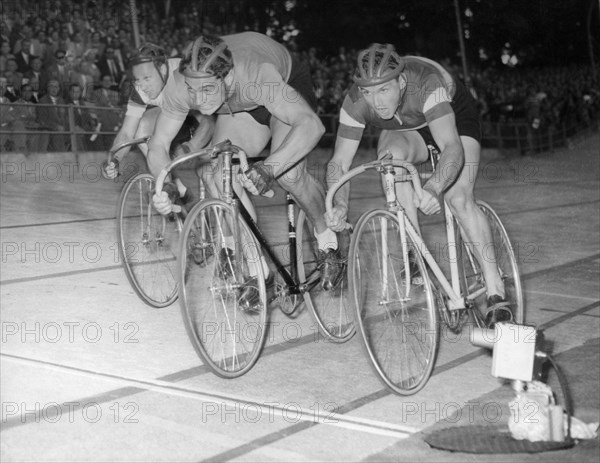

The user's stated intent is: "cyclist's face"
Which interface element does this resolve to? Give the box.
[185,76,226,115]
[358,77,403,120]
[132,62,164,100]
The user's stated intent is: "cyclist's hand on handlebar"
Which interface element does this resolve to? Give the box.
[414,187,442,215]
[240,161,275,196]
[152,191,174,215]
[101,160,119,180]
[152,182,178,215]
[238,169,261,196]
[325,205,349,232]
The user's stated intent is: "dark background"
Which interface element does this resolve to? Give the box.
[162,0,599,68]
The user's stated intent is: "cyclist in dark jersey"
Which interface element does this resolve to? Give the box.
[151,33,344,290]
[326,43,513,326]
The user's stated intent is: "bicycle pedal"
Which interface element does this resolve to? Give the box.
[411,275,424,286]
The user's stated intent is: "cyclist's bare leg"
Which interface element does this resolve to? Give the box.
[377,130,429,230]
[270,115,342,289]
[269,116,330,236]
[443,136,505,298]
[193,113,273,282]
[197,112,271,222]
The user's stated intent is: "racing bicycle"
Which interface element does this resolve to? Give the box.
[325,153,524,395]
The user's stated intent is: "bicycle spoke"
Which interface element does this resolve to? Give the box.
[350,210,438,395]
[179,200,267,378]
[296,211,354,342]
[117,174,179,308]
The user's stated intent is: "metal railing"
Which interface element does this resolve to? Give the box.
[0,101,125,153]
[1,102,597,155]
[318,113,600,154]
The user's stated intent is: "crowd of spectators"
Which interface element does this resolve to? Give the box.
[1,0,598,152]
[300,46,600,132]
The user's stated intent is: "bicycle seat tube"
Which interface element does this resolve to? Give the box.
[221,149,235,203]
[219,148,244,277]
[381,165,399,210]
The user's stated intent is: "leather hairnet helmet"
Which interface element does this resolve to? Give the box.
[129,43,167,68]
[179,35,233,79]
[353,43,405,86]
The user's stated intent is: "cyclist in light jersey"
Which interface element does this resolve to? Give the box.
[326,43,513,326]
[150,32,344,290]
[103,43,213,203]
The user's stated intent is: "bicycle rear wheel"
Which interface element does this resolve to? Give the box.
[350,209,438,395]
[296,210,355,342]
[116,173,180,308]
[179,199,268,378]
[457,200,524,326]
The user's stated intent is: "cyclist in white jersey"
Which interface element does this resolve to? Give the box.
[103,43,213,203]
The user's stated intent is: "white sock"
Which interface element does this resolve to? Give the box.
[314,228,338,252]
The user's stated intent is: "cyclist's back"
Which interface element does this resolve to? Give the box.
[161,31,294,119]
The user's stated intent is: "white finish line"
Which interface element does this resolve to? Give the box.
[2,353,418,439]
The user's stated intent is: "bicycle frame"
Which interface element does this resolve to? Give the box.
[155,140,307,296]
[234,194,304,294]
[325,158,488,312]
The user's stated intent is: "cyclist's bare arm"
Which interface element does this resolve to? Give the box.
[109,113,143,161]
[325,136,361,230]
[148,111,188,215]
[417,113,465,215]
[147,111,185,179]
[264,88,325,177]
[187,113,215,151]
[328,136,361,209]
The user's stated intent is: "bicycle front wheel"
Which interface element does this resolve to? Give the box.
[116,173,180,308]
[457,200,524,325]
[296,210,355,342]
[350,210,438,395]
[178,199,268,378]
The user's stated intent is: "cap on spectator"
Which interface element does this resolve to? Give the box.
[47,79,60,88]
[55,49,67,59]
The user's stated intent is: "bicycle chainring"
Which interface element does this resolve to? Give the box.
[434,286,468,333]
[272,281,303,317]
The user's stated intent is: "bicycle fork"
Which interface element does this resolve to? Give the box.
[381,166,412,301]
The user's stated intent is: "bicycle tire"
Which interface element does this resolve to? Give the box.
[296,210,355,342]
[116,173,180,308]
[178,199,268,378]
[457,200,524,326]
[350,209,438,395]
